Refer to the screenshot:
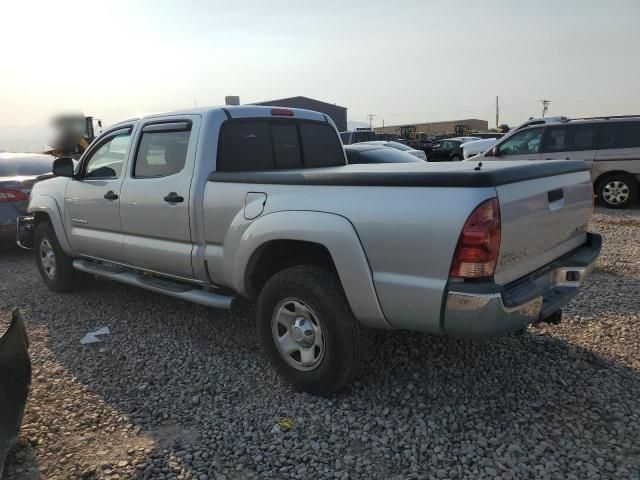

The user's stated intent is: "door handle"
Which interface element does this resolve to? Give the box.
[548,188,564,203]
[164,192,184,203]
[104,190,118,200]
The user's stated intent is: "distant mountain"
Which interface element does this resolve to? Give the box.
[0,125,51,153]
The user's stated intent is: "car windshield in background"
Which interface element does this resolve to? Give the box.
[0,157,53,177]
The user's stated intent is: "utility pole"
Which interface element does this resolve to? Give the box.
[495,96,499,129]
[366,114,376,130]
[541,99,551,118]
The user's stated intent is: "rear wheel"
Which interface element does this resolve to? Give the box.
[451,154,462,162]
[34,222,78,292]
[598,174,638,209]
[256,265,367,395]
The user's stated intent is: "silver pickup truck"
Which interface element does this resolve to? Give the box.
[17,106,601,394]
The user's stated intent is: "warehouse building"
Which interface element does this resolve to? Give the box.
[374,118,489,137]
[252,96,348,131]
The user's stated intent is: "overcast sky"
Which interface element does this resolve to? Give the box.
[1,0,639,149]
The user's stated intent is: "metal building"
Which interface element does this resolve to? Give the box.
[375,118,489,137]
[253,96,348,131]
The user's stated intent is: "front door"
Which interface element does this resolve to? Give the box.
[493,126,544,161]
[119,117,199,279]
[64,127,133,261]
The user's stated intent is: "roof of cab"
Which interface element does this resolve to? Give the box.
[107,105,331,132]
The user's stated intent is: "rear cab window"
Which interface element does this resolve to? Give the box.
[134,122,192,178]
[217,119,345,172]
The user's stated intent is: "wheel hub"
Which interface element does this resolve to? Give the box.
[291,317,315,346]
[40,239,56,279]
[271,298,325,371]
[603,180,629,204]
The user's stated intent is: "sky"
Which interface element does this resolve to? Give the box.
[1,0,639,150]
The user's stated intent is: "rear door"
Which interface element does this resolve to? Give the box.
[541,123,598,166]
[119,116,200,279]
[64,126,133,261]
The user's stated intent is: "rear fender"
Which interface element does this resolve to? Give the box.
[28,195,74,256]
[232,211,391,329]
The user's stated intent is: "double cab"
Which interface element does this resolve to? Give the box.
[18,106,600,394]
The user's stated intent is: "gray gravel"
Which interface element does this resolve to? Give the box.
[2,207,640,480]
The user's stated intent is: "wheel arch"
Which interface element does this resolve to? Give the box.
[29,195,74,255]
[594,170,639,191]
[233,210,391,329]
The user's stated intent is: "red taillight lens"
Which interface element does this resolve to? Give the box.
[271,108,294,117]
[449,198,501,279]
[0,189,27,202]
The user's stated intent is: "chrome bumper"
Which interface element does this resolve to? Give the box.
[442,233,602,338]
[15,215,35,250]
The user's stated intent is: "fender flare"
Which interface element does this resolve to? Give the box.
[232,210,391,329]
[28,195,74,256]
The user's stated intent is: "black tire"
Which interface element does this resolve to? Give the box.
[256,265,367,395]
[34,222,78,292]
[597,173,639,209]
[451,154,462,162]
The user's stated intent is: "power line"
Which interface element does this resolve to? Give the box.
[366,113,376,129]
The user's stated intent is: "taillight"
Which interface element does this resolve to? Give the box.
[449,198,501,279]
[0,189,27,202]
[271,108,294,117]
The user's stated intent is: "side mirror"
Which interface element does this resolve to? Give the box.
[52,157,75,177]
[490,146,500,157]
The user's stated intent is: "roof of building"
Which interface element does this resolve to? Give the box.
[253,96,347,110]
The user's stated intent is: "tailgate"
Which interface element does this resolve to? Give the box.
[494,168,593,285]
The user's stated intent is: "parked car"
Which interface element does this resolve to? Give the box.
[463,117,570,159]
[355,141,427,160]
[475,116,640,208]
[0,153,55,247]
[450,136,481,143]
[0,309,31,478]
[18,105,600,394]
[428,139,468,161]
[345,144,424,164]
[339,129,377,145]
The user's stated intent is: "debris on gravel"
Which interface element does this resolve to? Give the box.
[1,207,639,479]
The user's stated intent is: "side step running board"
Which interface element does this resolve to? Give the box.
[72,259,235,310]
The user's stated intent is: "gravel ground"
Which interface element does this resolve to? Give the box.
[1,207,640,480]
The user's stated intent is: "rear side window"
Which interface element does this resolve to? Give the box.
[542,125,597,152]
[135,130,190,177]
[217,120,344,172]
[599,121,640,149]
[217,122,274,172]
[300,123,345,167]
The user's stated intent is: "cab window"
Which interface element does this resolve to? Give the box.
[498,127,543,156]
[84,131,131,179]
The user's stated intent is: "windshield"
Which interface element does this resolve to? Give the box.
[347,147,423,164]
[0,156,53,177]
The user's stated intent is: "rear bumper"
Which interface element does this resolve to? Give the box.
[442,232,602,338]
[15,215,35,250]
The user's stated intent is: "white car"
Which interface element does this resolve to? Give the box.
[357,141,427,160]
[462,117,569,159]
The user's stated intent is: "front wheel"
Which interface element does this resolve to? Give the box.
[34,222,78,292]
[256,265,367,395]
[597,174,638,209]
